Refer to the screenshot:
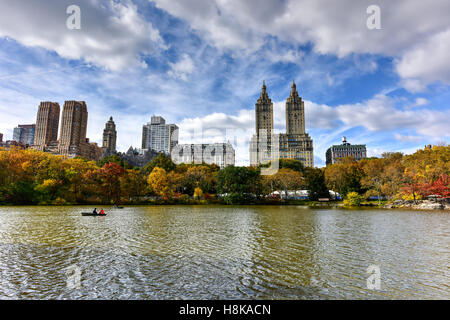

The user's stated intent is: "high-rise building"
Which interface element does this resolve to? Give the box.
[102,116,117,156]
[279,81,314,167]
[250,81,276,165]
[34,102,60,150]
[13,124,35,145]
[58,101,88,156]
[250,81,314,167]
[172,142,235,168]
[32,100,102,160]
[0,133,3,143]
[326,137,367,165]
[142,116,178,154]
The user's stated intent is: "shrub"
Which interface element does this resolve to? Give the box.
[343,192,364,207]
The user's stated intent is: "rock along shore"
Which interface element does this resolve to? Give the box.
[383,198,450,210]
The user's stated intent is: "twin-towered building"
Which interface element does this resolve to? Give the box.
[33,101,104,160]
[250,81,314,167]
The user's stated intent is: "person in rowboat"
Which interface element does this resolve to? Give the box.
[99,208,105,215]
[93,208,98,214]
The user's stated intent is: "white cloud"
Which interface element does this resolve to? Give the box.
[396,29,450,86]
[152,0,450,88]
[394,133,424,143]
[167,54,195,80]
[0,0,166,71]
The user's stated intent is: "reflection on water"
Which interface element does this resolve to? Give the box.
[0,206,448,299]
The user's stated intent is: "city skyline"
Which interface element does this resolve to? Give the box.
[0,1,449,166]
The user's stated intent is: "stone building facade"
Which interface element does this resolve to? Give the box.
[34,102,60,151]
[172,142,235,168]
[250,81,314,167]
[325,137,367,165]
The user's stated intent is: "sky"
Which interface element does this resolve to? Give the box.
[0,0,449,166]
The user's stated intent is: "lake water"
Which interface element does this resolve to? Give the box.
[0,206,448,299]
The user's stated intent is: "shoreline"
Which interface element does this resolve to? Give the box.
[1,200,449,211]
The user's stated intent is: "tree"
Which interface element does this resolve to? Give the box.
[304,168,329,201]
[216,166,262,204]
[182,165,216,195]
[361,158,385,204]
[325,158,364,197]
[97,154,131,169]
[147,167,172,198]
[98,163,125,204]
[141,153,176,175]
[269,168,304,199]
[194,187,203,200]
[120,169,147,201]
[343,192,364,207]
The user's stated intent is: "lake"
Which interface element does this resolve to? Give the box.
[0,206,448,299]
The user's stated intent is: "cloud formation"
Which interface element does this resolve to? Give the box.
[0,0,166,70]
[151,0,450,87]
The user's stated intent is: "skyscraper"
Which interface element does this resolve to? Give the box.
[102,116,117,156]
[13,124,35,145]
[255,81,273,136]
[250,81,276,165]
[58,101,88,156]
[279,81,314,167]
[250,81,314,167]
[34,102,60,150]
[142,116,178,154]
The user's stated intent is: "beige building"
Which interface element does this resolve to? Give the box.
[34,102,60,151]
[250,81,314,167]
[33,100,102,161]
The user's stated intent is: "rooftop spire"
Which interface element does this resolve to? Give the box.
[260,80,268,99]
[290,80,299,97]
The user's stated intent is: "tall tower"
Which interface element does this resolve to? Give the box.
[58,101,88,155]
[279,81,314,167]
[286,81,305,135]
[255,81,273,137]
[34,102,60,150]
[102,116,117,155]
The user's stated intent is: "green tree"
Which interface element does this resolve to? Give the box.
[142,153,176,175]
[304,168,329,201]
[97,154,131,169]
[216,166,262,204]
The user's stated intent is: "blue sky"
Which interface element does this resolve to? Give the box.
[0,0,449,166]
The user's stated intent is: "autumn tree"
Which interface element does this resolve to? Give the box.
[147,167,172,199]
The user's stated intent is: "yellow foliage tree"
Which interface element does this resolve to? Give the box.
[147,167,172,198]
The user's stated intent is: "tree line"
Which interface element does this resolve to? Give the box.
[0,145,448,205]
